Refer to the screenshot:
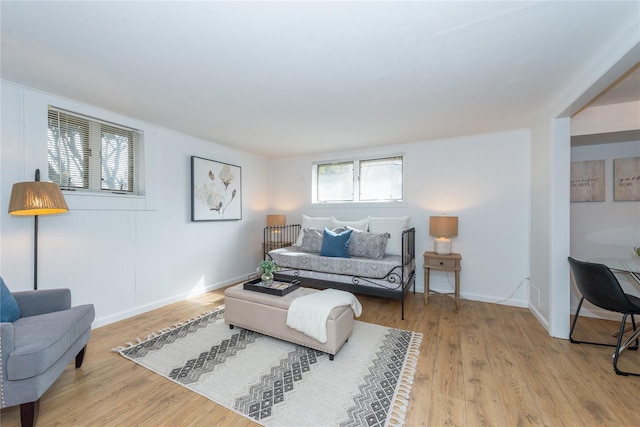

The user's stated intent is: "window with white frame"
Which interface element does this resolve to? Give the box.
[313,156,404,203]
[47,107,140,194]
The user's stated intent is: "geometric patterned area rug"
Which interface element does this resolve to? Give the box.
[114,307,422,427]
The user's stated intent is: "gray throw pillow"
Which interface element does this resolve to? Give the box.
[300,228,324,253]
[348,230,390,259]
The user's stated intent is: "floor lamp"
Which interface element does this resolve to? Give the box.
[8,169,68,290]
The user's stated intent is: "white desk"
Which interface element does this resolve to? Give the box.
[588,257,640,286]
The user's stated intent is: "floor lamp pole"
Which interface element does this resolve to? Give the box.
[34,213,39,290]
[34,169,40,290]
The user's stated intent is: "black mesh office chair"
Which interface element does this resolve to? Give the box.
[568,257,640,376]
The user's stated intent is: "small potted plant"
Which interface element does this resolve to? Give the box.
[258,259,279,285]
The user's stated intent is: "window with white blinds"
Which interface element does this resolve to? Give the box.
[313,155,404,203]
[47,107,138,193]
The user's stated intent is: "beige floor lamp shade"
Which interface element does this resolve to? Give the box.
[9,182,68,215]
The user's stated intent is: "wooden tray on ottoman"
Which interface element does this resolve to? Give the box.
[243,277,300,296]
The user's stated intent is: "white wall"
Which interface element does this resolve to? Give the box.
[570,140,640,318]
[571,101,640,136]
[270,129,531,307]
[0,81,531,326]
[1,81,271,327]
[529,28,639,338]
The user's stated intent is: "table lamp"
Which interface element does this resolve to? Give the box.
[267,214,286,241]
[266,214,286,228]
[429,215,458,255]
[9,169,69,290]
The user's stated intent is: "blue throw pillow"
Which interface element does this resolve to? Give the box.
[320,228,353,258]
[1,277,21,322]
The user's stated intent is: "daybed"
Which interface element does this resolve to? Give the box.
[265,216,416,319]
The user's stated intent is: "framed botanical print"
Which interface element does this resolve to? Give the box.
[614,157,640,201]
[191,156,242,221]
[570,160,605,202]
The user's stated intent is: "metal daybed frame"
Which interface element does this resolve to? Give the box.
[264,225,416,319]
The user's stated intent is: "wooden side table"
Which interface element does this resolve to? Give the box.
[424,251,462,310]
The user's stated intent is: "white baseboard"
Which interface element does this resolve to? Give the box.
[91,274,248,328]
[570,304,626,322]
[528,303,550,334]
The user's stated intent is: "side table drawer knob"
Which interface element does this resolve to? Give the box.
[439,261,444,266]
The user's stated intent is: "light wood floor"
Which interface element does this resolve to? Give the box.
[2,288,639,426]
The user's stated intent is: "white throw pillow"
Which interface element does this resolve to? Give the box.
[368,216,410,256]
[330,216,369,232]
[295,215,333,246]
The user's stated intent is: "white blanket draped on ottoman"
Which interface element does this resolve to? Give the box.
[286,289,362,343]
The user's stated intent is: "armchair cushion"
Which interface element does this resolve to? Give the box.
[8,304,95,380]
[1,277,20,322]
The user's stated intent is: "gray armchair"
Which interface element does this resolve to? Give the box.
[1,278,95,427]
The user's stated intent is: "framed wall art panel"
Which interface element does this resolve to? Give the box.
[570,160,605,202]
[614,157,640,201]
[191,156,242,221]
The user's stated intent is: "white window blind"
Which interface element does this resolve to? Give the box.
[48,107,138,193]
[47,110,90,188]
[100,124,133,191]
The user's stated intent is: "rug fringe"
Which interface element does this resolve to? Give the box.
[387,331,423,427]
[111,306,225,352]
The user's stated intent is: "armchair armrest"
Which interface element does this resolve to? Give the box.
[0,322,15,355]
[12,289,71,317]
[1,322,15,383]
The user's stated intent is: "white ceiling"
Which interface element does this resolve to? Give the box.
[1,1,639,159]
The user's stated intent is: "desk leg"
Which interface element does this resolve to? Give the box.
[617,326,640,354]
[424,267,430,305]
[454,270,460,311]
[612,271,640,338]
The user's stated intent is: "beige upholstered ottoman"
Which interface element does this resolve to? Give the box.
[224,283,354,360]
